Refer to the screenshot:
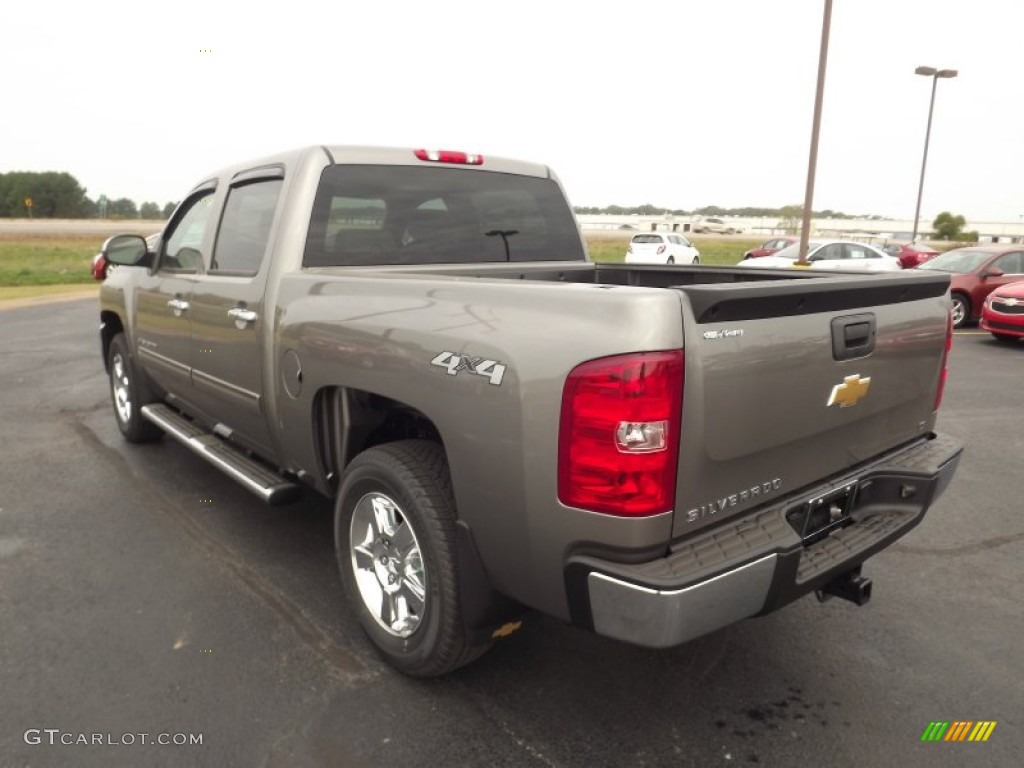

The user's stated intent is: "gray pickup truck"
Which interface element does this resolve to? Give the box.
[98,146,962,676]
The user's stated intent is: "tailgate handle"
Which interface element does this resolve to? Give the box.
[831,313,876,361]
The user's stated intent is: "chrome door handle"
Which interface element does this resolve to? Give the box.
[167,298,190,315]
[227,307,258,324]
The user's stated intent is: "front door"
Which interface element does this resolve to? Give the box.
[133,189,216,397]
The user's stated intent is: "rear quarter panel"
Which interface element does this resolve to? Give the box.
[273,271,686,619]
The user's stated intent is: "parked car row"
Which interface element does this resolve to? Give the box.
[742,237,798,259]
[736,240,902,272]
[917,246,1024,329]
[742,238,938,269]
[879,241,939,269]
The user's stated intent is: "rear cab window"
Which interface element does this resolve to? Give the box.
[303,165,585,266]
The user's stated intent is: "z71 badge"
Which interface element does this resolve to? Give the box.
[431,352,507,386]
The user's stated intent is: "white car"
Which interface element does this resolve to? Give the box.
[692,217,743,235]
[625,233,700,265]
[736,240,901,272]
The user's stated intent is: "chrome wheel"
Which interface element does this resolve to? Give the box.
[111,350,132,424]
[350,492,426,637]
[951,294,968,328]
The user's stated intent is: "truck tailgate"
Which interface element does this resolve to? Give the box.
[671,273,951,539]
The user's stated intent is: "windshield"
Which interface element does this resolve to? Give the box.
[304,165,585,267]
[770,241,826,261]
[917,249,994,274]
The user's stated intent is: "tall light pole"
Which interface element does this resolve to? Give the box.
[911,66,958,242]
[797,0,833,265]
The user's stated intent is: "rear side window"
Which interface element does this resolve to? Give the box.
[212,179,283,275]
[303,165,585,266]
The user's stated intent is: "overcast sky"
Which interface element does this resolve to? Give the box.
[3,1,1021,222]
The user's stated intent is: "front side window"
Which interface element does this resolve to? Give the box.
[918,249,995,274]
[992,252,1024,274]
[160,192,214,273]
[304,165,585,267]
[212,179,283,275]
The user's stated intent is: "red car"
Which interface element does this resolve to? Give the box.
[880,241,940,269]
[917,246,1024,328]
[742,236,798,260]
[981,280,1024,342]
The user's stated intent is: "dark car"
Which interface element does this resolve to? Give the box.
[917,246,1024,327]
[743,237,798,260]
[980,279,1024,342]
[880,241,940,269]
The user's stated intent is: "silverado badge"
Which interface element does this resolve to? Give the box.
[827,374,871,408]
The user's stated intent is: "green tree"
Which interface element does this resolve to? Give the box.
[161,201,178,218]
[108,197,138,219]
[139,201,161,219]
[0,171,92,217]
[778,204,803,234]
[933,211,967,240]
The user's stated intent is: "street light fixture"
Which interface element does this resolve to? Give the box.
[911,66,958,242]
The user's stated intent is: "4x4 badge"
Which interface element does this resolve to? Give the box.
[431,351,507,386]
[828,374,871,408]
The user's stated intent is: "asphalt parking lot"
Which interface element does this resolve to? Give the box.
[1,297,1020,768]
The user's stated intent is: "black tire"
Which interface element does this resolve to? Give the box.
[107,334,162,443]
[992,333,1018,343]
[692,255,700,265]
[667,256,675,265]
[335,440,490,677]
[950,292,970,329]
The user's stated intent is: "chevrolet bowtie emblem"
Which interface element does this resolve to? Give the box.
[827,374,872,408]
[1004,297,1019,307]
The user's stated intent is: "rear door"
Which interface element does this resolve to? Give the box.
[134,188,216,396]
[187,170,284,457]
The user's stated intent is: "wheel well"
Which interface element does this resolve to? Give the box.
[100,311,125,372]
[313,386,444,492]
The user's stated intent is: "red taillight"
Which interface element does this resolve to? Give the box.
[934,309,953,411]
[558,351,684,516]
[414,149,484,165]
[91,254,108,281]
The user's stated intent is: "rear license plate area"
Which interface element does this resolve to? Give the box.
[786,482,857,545]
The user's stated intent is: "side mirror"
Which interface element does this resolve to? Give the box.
[102,234,151,267]
[981,267,1004,278]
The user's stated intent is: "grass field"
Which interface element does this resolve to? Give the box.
[0,235,99,287]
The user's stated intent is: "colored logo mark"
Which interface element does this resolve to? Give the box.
[921,721,997,742]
